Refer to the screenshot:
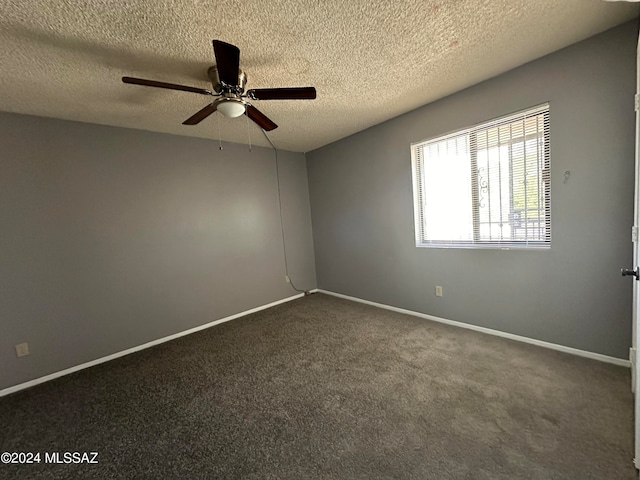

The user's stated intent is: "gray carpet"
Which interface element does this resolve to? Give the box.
[0,293,635,479]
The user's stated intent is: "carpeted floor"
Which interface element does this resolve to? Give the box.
[0,293,635,479]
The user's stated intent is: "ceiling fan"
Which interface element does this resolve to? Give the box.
[122,40,316,131]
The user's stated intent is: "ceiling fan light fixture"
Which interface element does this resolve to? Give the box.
[217,99,246,118]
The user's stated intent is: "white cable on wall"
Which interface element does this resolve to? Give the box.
[261,129,307,294]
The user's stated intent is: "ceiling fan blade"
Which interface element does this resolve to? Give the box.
[246,87,317,100]
[212,40,240,86]
[182,103,218,125]
[246,105,278,131]
[122,76,214,96]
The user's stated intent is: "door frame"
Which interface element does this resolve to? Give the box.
[633,26,640,469]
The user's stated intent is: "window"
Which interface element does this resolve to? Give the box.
[411,104,550,249]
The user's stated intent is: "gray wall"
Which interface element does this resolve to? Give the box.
[307,21,638,359]
[0,113,316,390]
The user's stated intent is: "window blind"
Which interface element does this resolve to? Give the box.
[411,104,550,249]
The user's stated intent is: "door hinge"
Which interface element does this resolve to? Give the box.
[635,93,640,112]
[633,225,638,243]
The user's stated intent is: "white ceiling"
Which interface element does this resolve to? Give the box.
[0,1,637,153]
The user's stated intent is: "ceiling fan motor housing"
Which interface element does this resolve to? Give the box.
[208,66,246,95]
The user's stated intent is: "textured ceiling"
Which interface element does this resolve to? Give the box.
[0,1,637,152]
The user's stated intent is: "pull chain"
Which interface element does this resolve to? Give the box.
[216,113,223,151]
[245,113,252,152]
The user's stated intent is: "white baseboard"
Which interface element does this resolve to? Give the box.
[318,289,630,368]
[3,287,626,398]
[0,292,309,398]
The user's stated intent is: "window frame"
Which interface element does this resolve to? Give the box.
[411,104,551,250]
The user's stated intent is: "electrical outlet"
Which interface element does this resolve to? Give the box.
[435,286,443,297]
[285,275,291,283]
[15,342,30,357]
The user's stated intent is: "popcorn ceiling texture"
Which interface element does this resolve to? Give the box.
[0,0,637,152]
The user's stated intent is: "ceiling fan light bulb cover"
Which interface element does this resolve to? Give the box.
[218,101,246,118]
